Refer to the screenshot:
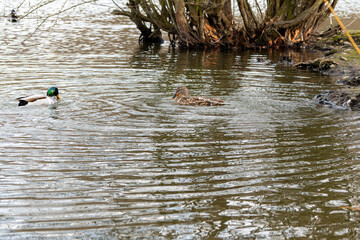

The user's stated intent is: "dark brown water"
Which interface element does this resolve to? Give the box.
[1,1,360,239]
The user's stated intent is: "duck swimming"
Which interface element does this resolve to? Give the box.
[17,87,61,107]
[172,86,225,106]
[9,9,18,22]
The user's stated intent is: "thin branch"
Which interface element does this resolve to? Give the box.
[270,1,323,29]
[16,0,28,11]
[21,0,97,44]
[111,0,125,11]
[340,202,360,211]
[45,0,69,32]
[21,15,51,44]
[20,0,57,19]
[346,16,359,28]
[254,0,264,25]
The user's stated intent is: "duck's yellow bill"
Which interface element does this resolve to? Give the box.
[57,95,61,100]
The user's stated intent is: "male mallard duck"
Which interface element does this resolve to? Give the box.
[17,87,61,107]
[172,86,225,106]
[9,9,18,22]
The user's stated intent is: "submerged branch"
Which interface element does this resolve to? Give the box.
[340,202,360,211]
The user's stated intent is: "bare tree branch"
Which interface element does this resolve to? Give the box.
[21,0,97,44]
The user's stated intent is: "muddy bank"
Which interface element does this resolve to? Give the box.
[295,29,360,110]
[314,90,360,110]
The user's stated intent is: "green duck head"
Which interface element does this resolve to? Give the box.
[47,87,61,100]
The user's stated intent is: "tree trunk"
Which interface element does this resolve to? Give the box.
[261,0,338,47]
[116,0,338,48]
[173,0,200,47]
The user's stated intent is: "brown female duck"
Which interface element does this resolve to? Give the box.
[171,86,225,106]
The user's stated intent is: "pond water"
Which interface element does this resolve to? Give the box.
[1,1,360,239]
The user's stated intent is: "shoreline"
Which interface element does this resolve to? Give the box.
[294,28,360,110]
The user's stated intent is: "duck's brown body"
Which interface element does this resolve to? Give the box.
[172,86,224,106]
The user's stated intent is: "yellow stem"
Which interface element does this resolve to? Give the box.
[323,0,360,56]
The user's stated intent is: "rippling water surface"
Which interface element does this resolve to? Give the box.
[1,1,360,239]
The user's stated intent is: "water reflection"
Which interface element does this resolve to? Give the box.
[0,6,360,240]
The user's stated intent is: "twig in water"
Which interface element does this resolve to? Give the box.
[340,202,360,211]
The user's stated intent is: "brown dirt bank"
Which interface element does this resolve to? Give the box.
[296,29,360,110]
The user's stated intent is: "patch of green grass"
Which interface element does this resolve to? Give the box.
[332,49,360,67]
[331,30,360,44]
